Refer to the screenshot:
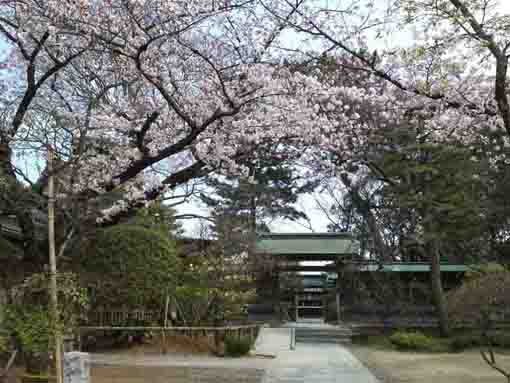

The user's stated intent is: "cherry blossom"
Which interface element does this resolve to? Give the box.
[1,0,508,223]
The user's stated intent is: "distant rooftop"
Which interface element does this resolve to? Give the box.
[256,232,359,258]
[258,232,355,238]
[356,264,470,273]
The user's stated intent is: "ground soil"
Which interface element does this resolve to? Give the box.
[88,335,268,383]
[91,365,265,383]
[351,345,510,383]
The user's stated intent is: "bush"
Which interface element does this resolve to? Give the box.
[490,332,510,348]
[449,332,510,352]
[224,336,252,357]
[5,308,52,373]
[389,331,435,351]
[449,335,480,352]
[0,335,7,353]
[21,373,57,383]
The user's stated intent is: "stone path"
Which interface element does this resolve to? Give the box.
[91,326,379,383]
[257,327,379,383]
[254,327,292,357]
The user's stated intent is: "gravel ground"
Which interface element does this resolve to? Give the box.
[350,345,510,383]
[91,364,266,383]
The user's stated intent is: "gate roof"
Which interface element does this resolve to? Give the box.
[256,232,359,259]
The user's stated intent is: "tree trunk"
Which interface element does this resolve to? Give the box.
[249,195,256,233]
[418,133,450,338]
[0,141,14,178]
[429,238,451,337]
[48,147,64,383]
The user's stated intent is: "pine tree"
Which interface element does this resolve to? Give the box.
[201,144,316,234]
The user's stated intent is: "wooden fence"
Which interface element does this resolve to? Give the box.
[84,309,161,326]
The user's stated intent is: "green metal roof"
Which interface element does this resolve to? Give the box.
[256,232,359,257]
[348,264,470,273]
[302,275,325,288]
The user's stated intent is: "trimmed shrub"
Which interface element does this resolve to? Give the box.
[449,335,480,352]
[389,331,434,351]
[0,335,7,353]
[224,336,252,357]
[21,373,57,383]
[490,332,510,348]
[449,332,510,352]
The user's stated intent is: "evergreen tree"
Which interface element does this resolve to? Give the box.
[201,144,316,234]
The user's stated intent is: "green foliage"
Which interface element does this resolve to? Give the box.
[175,242,255,326]
[389,331,436,351]
[490,332,510,348]
[354,332,510,353]
[0,235,22,259]
[174,266,255,326]
[449,334,478,352]
[449,332,510,352]
[464,263,507,281]
[79,223,180,308]
[201,143,316,233]
[131,202,184,237]
[21,373,57,383]
[6,308,52,356]
[224,336,252,357]
[0,334,8,354]
[9,272,89,327]
[381,144,483,245]
[4,272,88,373]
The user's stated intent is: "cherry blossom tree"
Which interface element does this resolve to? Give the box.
[0,0,444,229]
[264,0,509,142]
[0,0,330,226]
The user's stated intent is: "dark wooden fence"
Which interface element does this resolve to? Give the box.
[84,309,161,326]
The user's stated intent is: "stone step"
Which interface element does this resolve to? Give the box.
[294,327,354,344]
[295,334,353,341]
[295,335,352,344]
[295,331,353,338]
[295,329,354,335]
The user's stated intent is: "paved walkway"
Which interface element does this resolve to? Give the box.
[90,325,378,383]
[254,327,292,357]
[256,327,379,383]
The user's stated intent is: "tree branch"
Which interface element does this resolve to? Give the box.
[448,0,510,134]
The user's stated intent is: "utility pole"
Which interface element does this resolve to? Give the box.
[48,146,63,383]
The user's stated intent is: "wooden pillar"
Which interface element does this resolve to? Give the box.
[294,293,299,322]
[335,291,341,324]
[272,269,280,321]
[336,261,342,324]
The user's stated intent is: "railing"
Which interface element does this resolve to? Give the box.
[290,327,296,350]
